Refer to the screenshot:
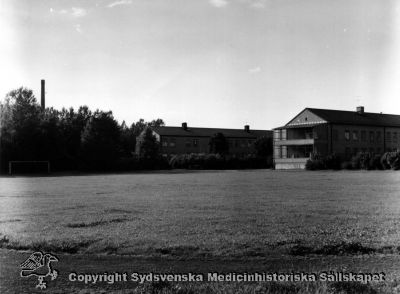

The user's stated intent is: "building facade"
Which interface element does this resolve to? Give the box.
[137,123,272,157]
[273,107,400,169]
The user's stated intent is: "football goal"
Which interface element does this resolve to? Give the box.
[8,161,51,175]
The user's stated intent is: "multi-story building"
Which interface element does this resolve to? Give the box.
[137,122,272,157]
[273,107,400,169]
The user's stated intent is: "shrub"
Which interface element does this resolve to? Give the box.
[168,153,271,170]
[351,153,361,169]
[341,161,353,170]
[381,151,400,170]
[369,154,383,170]
[305,159,324,170]
[305,153,341,170]
[318,154,340,170]
[350,152,383,170]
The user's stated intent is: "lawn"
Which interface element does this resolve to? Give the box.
[2,170,400,293]
[1,170,400,258]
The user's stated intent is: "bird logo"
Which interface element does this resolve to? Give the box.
[20,251,59,289]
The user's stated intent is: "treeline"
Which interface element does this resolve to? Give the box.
[0,87,273,174]
[0,87,164,173]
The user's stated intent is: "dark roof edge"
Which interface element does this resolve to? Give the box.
[306,107,400,117]
[153,126,272,132]
[275,121,400,129]
[156,134,263,138]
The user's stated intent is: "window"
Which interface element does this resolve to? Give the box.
[193,138,198,147]
[305,131,313,139]
[240,140,246,147]
[369,131,374,142]
[361,131,366,142]
[169,138,176,147]
[185,139,191,147]
[247,140,252,147]
[344,130,350,141]
[235,140,239,148]
[394,132,398,143]
[386,132,391,142]
[352,130,358,141]
[333,129,338,141]
[162,138,168,147]
[345,147,351,157]
[376,131,381,142]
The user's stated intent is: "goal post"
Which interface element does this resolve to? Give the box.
[8,161,51,175]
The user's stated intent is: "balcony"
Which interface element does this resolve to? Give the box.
[274,157,309,169]
[275,158,309,163]
[274,138,314,146]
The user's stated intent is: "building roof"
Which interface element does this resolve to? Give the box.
[153,126,271,138]
[306,108,400,127]
[274,108,400,129]
[274,122,327,130]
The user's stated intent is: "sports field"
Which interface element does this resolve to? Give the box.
[1,170,400,293]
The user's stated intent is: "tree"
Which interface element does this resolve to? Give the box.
[0,88,42,171]
[80,110,121,169]
[138,128,160,159]
[131,118,165,137]
[36,107,66,166]
[148,118,165,129]
[254,136,273,157]
[209,133,229,155]
[54,106,94,169]
[120,120,136,157]
[0,86,168,173]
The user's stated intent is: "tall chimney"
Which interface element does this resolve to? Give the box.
[356,106,364,114]
[182,122,188,130]
[244,125,250,132]
[41,79,45,110]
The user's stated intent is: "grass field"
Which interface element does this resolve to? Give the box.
[1,170,400,293]
[1,170,400,257]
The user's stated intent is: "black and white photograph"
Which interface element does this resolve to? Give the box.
[1,0,400,293]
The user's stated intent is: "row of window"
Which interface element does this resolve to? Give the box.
[273,129,315,140]
[339,130,398,143]
[274,145,313,159]
[161,138,255,148]
[162,138,177,147]
[229,139,255,148]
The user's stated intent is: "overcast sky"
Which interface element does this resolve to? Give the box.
[1,0,399,129]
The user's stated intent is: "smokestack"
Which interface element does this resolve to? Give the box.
[182,122,188,130]
[244,125,250,132]
[356,106,364,114]
[41,79,45,110]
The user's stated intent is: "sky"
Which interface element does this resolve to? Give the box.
[1,0,399,129]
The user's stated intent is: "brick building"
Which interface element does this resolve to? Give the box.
[137,123,272,157]
[273,107,400,169]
